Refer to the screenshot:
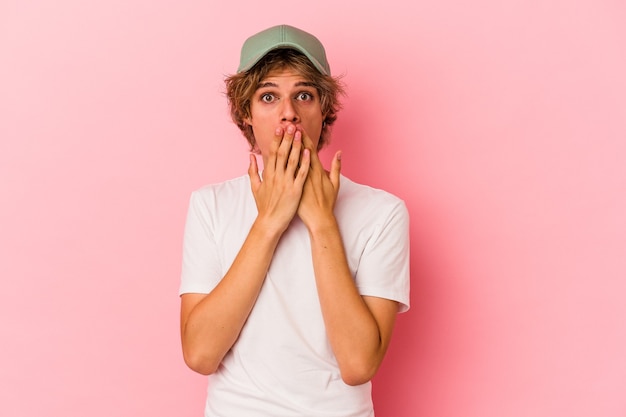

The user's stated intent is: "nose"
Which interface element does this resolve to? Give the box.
[280,98,299,123]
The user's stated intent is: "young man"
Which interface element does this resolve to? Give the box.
[179,25,410,416]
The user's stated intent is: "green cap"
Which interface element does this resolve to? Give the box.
[237,25,330,75]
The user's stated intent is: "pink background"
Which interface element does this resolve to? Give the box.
[1,1,625,416]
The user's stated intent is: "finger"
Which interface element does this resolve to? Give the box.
[248,153,261,190]
[277,124,296,169]
[300,130,323,171]
[295,148,311,186]
[330,150,342,190]
[286,130,303,177]
[267,127,284,172]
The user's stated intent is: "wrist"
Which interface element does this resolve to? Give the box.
[305,213,339,236]
[250,216,287,243]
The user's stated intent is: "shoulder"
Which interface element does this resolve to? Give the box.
[186,175,254,223]
[338,175,407,212]
[189,175,250,204]
[192,175,250,198]
[336,175,409,230]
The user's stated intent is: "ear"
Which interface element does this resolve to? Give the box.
[243,109,253,126]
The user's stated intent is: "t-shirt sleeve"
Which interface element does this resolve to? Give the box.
[179,190,222,296]
[355,200,411,313]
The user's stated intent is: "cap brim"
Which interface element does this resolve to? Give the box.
[237,43,329,75]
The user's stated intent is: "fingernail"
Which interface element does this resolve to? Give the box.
[287,125,295,134]
[275,127,282,135]
[294,131,301,140]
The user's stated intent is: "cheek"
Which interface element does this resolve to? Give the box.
[248,121,276,154]
[248,105,275,126]
[307,113,324,135]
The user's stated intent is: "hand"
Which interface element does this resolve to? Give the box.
[249,125,311,234]
[297,131,342,231]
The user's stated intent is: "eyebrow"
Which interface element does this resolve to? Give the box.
[256,81,317,89]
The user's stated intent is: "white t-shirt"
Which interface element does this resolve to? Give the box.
[180,174,410,417]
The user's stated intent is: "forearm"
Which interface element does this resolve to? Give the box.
[308,217,389,385]
[181,219,282,374]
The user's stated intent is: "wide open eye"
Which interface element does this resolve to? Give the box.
[296,92,313,101]
[260,93,276,103]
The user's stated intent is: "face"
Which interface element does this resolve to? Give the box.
[245,67,324,164]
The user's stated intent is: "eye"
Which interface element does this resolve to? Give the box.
[296,92,314,101]
[260,93,275,103]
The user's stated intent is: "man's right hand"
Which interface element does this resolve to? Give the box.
[248,124,310,234]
